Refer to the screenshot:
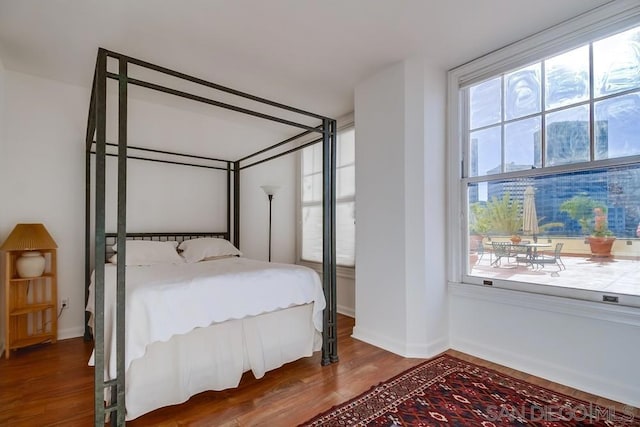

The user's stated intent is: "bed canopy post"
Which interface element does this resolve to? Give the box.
[84,50,102,342]
[89,49,129,426]
[233,161,240,249]
[321,118,338,365]
[329,118,338,363]
[84,59,96,341]
[227,163,232,241]
[92,47,108,426]
[112,55,129,426]
[84,147,92,341]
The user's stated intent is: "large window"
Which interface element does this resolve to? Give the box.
[301,126,355,267]
[458,19,640,305]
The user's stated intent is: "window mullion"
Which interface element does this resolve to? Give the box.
[462,88,471,179]
[500,75,505,173]
[588,42,595,162]
[541,59,547,167]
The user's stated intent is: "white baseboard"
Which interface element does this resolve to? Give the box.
[337,304,355,318]
[451,336,640,408]
[58,326,85,341]
[352,325,448,359]
[352,325,405,356]
[0,328,84,355]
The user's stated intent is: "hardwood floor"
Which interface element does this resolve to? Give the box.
[0,314,632,426]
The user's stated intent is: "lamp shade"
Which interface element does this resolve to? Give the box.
[260,185,280,196]
[0,223,58,251]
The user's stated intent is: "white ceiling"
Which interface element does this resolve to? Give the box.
[0,0,613,157]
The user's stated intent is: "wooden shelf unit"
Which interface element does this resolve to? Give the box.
[3,249,57,358]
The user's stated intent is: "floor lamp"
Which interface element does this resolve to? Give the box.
[261,185,280,262]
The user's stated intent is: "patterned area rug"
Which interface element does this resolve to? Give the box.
[299,354,638,426]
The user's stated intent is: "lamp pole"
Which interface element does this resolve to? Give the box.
[261,185,280,262]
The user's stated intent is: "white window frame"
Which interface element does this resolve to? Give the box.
[297,113,355,279]
[447,1,640,308]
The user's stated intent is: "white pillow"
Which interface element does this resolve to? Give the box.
[109,240,184,266]
[178,238,242,263]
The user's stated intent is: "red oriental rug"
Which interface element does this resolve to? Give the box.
[299,354,638,426]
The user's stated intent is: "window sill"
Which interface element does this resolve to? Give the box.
[448,281,640,327]
[298,260,355,280]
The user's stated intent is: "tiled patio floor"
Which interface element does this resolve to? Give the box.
[471,252,640,296]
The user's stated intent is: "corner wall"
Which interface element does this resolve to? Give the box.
[353,58,448,357]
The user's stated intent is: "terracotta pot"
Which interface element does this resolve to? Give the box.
[588,236,616,258]
[469,252,478,266]
[510,235,522,244]
[469,234,484,247]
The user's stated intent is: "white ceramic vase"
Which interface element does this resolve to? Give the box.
[16,251,46,278]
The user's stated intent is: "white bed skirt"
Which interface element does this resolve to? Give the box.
[124,303,321,420]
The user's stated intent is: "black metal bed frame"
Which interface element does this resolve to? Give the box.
[85,48,337,426]
[103,232,230,263]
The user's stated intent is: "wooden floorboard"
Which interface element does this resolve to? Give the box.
[0,314,632,426]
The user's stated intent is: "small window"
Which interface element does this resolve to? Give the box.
[301,127,355,267]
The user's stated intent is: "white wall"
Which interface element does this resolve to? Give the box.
[0,55,5,215]
[0,56,6,351]
[450,284,640,407]
[100,89,231,234]
[354,63,407,348]
[2,71,87,339]
[352,58,448,357]
[404,58,448,355]
[239,155,296,263]
[99,159,228,233]
[336,276,355,317]
[0,70,296,341]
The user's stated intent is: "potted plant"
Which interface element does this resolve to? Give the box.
[481,193,522,240]
[470,193,525,246]
[468,204,487,267]
[588,207,615,257]
[468,250,479,267]
[560,195,615,258]
[469,203,490,248]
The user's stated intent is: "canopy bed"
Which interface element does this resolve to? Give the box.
[84,48,338,425]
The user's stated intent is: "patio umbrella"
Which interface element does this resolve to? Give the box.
[522,186,539,240]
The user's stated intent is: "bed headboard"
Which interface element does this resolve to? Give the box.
[104,232,230,262]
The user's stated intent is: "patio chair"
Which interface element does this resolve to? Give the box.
[533,242,565,276]
[491,242,512,267]
[475,240,485,263]
[515,247,534,268]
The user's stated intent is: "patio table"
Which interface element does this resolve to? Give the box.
[490,242,551,267]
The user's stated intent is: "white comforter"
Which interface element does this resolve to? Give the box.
[86,257,325,379]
